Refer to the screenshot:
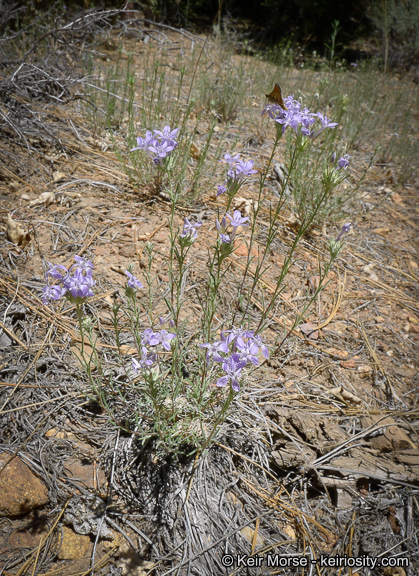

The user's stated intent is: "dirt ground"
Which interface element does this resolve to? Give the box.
[0,14,418,576]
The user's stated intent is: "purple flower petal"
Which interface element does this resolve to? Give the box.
[125,270,143,290]
[225,210,249,229]
[216,375,229,387]
[180,218,202,240]
[42,285,64,305]
[46,262,67,281]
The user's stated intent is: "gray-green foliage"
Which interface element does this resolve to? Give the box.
[82,49,135,133]
[368,0,419,68]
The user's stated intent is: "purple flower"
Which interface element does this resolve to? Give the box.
[42,285,64,305]
[330,152,337,164]
[222,326,253,347]
[140,328,175,350]
[147,139,176,160]
[223,326,243,346]
[250,333,269,359]
[130,130,154,151]
[311,113,339,138]
[141,328,161,347]
[180,217,202,240]
[72,255,94,273]
[63,268,95,299]
[132,346,157,372]
[261,102,282,119]
[219,233,231,244]
[216,353,247,392]
[160,330,176,351]
[215,216,228,233]
[225,210,249,229]
[130,125,179,164]
[301,126,315,137]
[263,95,302,134]
[338,154,350,169]
[46,262,67,281]
[153,125,179,140]
[220,153,257,185]
[236,339,260,366]
[316,113,339,130]
[217,184,227,196]
[299,107,317,130]
[125,270,143,290]
[42,254,96,304]
[263,97,339,140]
[226,167,235,180]
[285,96,300,112]
[216,217,232,245]
[336,222,352,241]
[275,110,301,134]
[222,327,269,361]
[235,159,257,179]
[221,153,241,167]
[200,337,229,364]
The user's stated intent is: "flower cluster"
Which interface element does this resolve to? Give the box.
[323,152,351,188]
[215,210,249,246]
[337,154,350,170]
[42,256,96,305]
[217,152,257,197]
[200,327,269,392]
[132,328,176,373]
[130,125,179,165]
[179,217,202,247]
[336,222,352,241]
[125,270,143,291]
[262,95,338,139]
[329,152,351,170]
[329,222,352,258]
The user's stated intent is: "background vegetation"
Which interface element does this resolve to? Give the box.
[3,0,418,73]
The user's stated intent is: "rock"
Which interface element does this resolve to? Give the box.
[92,245,106,256]
[52,171,67,183]
[62,458,106,491]
[233,239,258,258]
[117,540,155,576]
[0,332,12,347]
[57,526,91,560]
[299,322,319,340]
[119,245,136,258]
[155,233,166,243]
[0,453,49,517]
[8,523,49,549]
[6,214,31,247]
[29,191,55,207]
[281,523,296,540]
[240,526,264,546]
[232,196,258,217]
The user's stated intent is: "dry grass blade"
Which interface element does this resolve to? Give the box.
[0,324,53,412]
[357,321,401,403]
[0,317,29,350]
[316,270,346,330]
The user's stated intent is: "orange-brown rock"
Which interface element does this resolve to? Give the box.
[0,453,49,517]
[57,526,91,560]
